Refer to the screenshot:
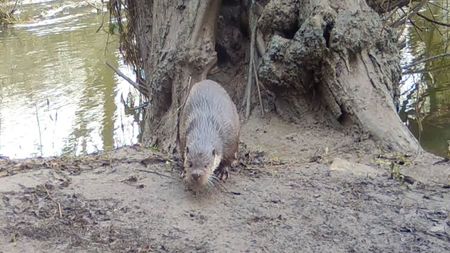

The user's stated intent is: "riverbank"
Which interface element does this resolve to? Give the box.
[0,114,449,252]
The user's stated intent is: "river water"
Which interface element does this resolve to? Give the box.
[0,1,449,158]
[0,0,143,158]
[399,1,450,158]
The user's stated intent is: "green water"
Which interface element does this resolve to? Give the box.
[0,1,143,158]
[399,1,450,158]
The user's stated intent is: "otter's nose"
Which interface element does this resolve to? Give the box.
[191,172,201,181]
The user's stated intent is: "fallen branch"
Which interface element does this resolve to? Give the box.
[105,61,148,96]
[416,12,450,27]
[403,53,450,72]
[136,169,174,179]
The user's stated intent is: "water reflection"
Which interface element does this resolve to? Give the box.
[400,1,450,158]
[0,2,142,158]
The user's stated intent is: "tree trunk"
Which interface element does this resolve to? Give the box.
[122,0,222,153]
[256,0,419,152]
[119,0,420,154]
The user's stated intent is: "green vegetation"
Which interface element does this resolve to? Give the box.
[0,0,19,25]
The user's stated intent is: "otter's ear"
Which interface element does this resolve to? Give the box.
[212,149,216,156]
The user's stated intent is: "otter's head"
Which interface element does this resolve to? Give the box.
[183,146,222,189]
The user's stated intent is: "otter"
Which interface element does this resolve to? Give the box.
[179,79,240,190]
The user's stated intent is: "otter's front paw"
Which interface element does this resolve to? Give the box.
[214,167,229,181]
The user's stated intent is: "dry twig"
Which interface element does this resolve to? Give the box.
[43,185,63,218]
[136,169,174,179]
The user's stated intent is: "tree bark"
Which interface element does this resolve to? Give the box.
[257,0,419,152]
[120,0,420,154]
[124,0,221,153]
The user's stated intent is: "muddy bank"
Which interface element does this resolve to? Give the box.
[0,115,449,252]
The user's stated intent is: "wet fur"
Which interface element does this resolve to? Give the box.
[179,80,240,187]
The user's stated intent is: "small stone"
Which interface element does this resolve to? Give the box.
[429,224,445,233]
[330,158,382,177]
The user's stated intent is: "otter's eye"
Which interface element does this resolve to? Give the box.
[186,146,189,154]
[212,149,216,156]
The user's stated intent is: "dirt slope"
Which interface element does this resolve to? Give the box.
[0,115,449,252]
